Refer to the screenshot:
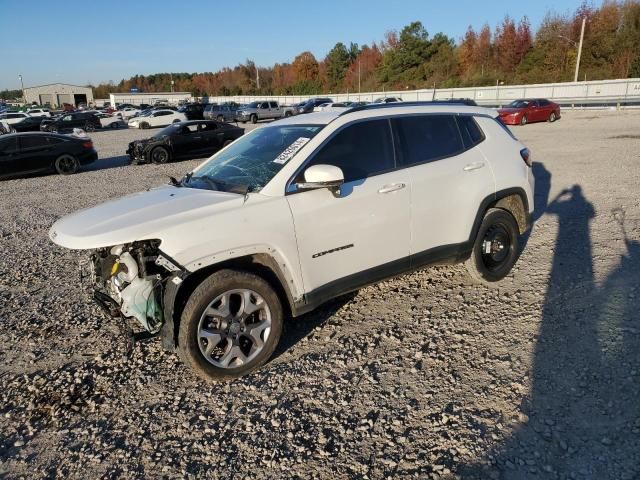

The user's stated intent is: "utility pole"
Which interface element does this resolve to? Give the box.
[358,59,361,93]
[18,74,25,105]
[170,73,174,93]
[256,65,260,90]
[574,17,586,83]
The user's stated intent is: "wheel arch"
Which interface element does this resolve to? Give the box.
[161,252,297,351]
[469,187,531,243]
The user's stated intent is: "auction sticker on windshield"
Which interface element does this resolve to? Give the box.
[273,137,310,164]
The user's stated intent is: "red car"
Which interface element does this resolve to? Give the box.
[498,99,560,126]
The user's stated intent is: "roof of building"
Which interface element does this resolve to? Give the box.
[23,83,93,90]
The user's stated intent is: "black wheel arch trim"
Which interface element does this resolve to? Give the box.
[160,252,297,351]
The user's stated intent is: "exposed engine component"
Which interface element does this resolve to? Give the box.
[91,241,169,333]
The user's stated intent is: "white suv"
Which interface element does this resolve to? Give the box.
[50,103,535,381]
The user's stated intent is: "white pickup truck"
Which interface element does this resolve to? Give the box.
[235,101,295,123]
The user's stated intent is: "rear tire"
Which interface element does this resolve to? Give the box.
[110,122,120,129]
[140,122,150,129]
[54,154,79,175]
[178,269,283,381]
[150,146,170,164]
[222,139,233,147]
[216,115,224,122]
[465,208,519,285]
[84,121,95,132]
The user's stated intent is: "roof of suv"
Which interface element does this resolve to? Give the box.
[273,103,498,126]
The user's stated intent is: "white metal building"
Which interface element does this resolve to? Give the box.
[109,92,192,106]
[23,83,94,108]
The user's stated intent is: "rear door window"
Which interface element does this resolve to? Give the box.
[19,136,49,150]
[269,102,278,109]
[304,119,395,182]
[0,137,18,154]
[394,115,464,166]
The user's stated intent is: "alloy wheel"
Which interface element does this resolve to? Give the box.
[197,289,272,368]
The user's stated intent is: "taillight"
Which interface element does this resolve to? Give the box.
[82,141,93,149]
[520,147,532,167]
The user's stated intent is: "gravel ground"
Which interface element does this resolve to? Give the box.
[0,111,639,479]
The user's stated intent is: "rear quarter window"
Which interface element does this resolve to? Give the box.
[457,116,485,149]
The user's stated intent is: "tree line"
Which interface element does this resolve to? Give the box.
[67,1,640,98]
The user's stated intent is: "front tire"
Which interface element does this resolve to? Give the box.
[548,112,557,122]
[520,115,528,126]
[178,269,283,381]
[54,154,79,175]
[150,146,171,164]
[250,114,257,124]
[465,208,519,285]
[139,122,150,129]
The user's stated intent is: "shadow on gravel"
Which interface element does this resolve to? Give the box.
[272,293,357,360]
[462,187,640,479]
[83,155,130,172]
[519,162,551,253]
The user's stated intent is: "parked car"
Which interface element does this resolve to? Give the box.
[49,103,534,381]
[126,120,244,164]
[26,108,52,117]
[0,112,31,125]
[373,97,402,103]
[62,103,75,112]
[313,102,333,112]
[128,109,187,129]
[0,132,97,178]
[40,112,101,133]
[297,98,333,114]
[498,99,560,125]
[95,113,126,129]
[11,116,45,132]
[114,107,141,120]
[0,121,14,134]
[178,103,206,120]
[204,103,239,122]
[236,101,291,123]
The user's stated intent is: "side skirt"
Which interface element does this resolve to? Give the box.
[294,242,471,316]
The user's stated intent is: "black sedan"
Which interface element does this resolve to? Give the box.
[0,132,98,179]
[127,120,244,164]
[11,116,45,132]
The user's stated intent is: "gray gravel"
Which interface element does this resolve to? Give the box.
[0,111,639,479]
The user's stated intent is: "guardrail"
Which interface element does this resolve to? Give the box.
[202,78,640,108]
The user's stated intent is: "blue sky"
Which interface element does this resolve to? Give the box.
[1,0,587,90]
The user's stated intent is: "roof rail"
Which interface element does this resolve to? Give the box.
[340,99,479,116]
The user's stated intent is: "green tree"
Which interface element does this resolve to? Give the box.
[325,42,351,89]
[378,21,433,87]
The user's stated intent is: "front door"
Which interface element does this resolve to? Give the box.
[286,118,411,300]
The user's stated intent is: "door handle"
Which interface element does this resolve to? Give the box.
[463,162,485,172]
[378,183,406,194]
[192,136,202,139]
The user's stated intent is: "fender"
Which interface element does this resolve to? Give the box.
[160,246,302,350]
[469,187,531,244]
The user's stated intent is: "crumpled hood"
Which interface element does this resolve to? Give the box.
[49,185,243,250]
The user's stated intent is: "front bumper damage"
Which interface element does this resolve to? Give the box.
[83,241,185,348]
[126,138,170,164]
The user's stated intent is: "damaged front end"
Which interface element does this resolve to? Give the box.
[126,137,169,164]
[83,240,181,337]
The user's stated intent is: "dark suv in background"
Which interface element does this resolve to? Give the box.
[40,112,101,133]
[179,103,206,120]
[297,97,333,114]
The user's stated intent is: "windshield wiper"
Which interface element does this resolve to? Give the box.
[168,176,181,187]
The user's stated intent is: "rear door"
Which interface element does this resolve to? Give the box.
[287,118,411,297]
[393,114,495,263]
[199,122,223,153]
[269,101,280,118]
[17,135,54,172]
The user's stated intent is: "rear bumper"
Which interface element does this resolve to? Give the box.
[79,149,98,165]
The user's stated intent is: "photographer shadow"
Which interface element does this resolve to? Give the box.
[461,187,640,479]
